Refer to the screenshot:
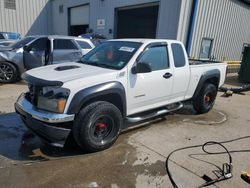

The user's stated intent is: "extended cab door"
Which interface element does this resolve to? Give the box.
[128,43,174,115]
[52,39,83,64]
[23,37,51,70]
[170,43,190,101]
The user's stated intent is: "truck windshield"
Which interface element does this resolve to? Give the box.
[80,41,142,70]
[11,37,35,49]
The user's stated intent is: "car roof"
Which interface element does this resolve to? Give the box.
[27,35,88,40]
[0,32,21,34]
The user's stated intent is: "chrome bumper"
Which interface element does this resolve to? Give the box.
[15,93,75,123]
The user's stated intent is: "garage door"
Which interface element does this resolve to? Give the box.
[116,4,159,38]
[69,5,89,36]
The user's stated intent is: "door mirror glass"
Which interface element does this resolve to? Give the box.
[132,62,152,74]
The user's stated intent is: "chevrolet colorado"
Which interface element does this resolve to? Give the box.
[15,39,227,152]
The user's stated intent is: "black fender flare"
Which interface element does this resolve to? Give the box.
[192,69,220,100]
[67,82,126,116]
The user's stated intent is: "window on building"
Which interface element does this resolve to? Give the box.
[4,0,16,10]
[138,46,169,71]
[76,40,92,49]
[54,39,78,50]
[199,38,213,59]
[171,43,186,68]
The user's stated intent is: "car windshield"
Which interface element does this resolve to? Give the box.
[11,37,35,49]
[80,41,142,70]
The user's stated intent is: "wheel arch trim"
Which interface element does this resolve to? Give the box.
[67,82,126,116]
[192,69,220,100]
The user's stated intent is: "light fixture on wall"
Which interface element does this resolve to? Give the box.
[59,5,64,14]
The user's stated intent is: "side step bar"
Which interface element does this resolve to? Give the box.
[126,102,183,123]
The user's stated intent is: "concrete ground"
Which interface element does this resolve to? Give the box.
[0,75,250,188]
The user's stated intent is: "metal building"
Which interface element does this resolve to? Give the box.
[51,0,250,61]
[178,0,250,61]
[0,0,250,61]
[0,0,51,36]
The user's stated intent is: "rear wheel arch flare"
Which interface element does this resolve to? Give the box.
[193,69,220,99]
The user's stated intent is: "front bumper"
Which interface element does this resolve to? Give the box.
[15,93,75,147]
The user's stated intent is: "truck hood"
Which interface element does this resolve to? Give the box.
[23,62,118,84]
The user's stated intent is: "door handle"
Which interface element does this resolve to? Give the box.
[163,72,172,79]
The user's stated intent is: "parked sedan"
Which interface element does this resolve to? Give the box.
[0,35,94,83]
[0,32,22,47]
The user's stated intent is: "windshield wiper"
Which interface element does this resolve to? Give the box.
[96,63,116,69]
[79,60,116,69]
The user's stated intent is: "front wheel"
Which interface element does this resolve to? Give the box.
[0,62,19,83]
[73,101,123,152]
[193,83,217,114]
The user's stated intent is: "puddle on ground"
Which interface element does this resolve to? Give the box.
[0,106,229,187]
[0,104,227,165]
[167,104,227,125]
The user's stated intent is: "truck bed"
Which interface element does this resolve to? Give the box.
[184,60,227,100]
[189,59,223,65]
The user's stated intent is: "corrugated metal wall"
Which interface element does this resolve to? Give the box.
[177,0,193,44]
[0,0,51,36]
[189,0,250,61]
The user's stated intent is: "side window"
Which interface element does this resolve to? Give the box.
[171,43,186,68]
[76,40,92,49]
[54,39,78,50]
[29,38,48,51]
[138,46,169,71]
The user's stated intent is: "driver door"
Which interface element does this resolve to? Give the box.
[23,37,51,70]
[127,44,174,115]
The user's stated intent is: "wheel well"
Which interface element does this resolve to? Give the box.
[204,77,219,88]
[82,93,125,116]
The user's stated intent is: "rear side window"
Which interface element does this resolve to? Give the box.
[138,46,169,71]
[0,34,4,39]
[171,43,186,68]
[76,40,92,49]
[54,39,78,50]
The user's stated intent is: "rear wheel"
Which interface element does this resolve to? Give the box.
[0,62,19,83]
[73,101,122,152]
[193,83,217,114]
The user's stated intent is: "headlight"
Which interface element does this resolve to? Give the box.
[37,87,70,113]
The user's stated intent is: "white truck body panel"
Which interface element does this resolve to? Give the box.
[23,39,227,116]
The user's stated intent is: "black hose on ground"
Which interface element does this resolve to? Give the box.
[219,84,250,94]
[165,135,250,188]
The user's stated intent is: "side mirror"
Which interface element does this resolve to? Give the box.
[131,62,152,74]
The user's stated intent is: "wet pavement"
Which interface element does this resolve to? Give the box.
[0,77,250,188]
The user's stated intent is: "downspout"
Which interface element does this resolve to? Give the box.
[186,0,199,57]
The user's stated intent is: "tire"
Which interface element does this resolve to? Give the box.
[73,101,123,152]
[0,62,19,83]
[193,83,217,114]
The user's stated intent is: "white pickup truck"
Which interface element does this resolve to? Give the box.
[15,39,227,152]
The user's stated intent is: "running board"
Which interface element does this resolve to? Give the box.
[126,102,183,123]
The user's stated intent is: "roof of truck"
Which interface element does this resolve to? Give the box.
[108,38,181,44]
